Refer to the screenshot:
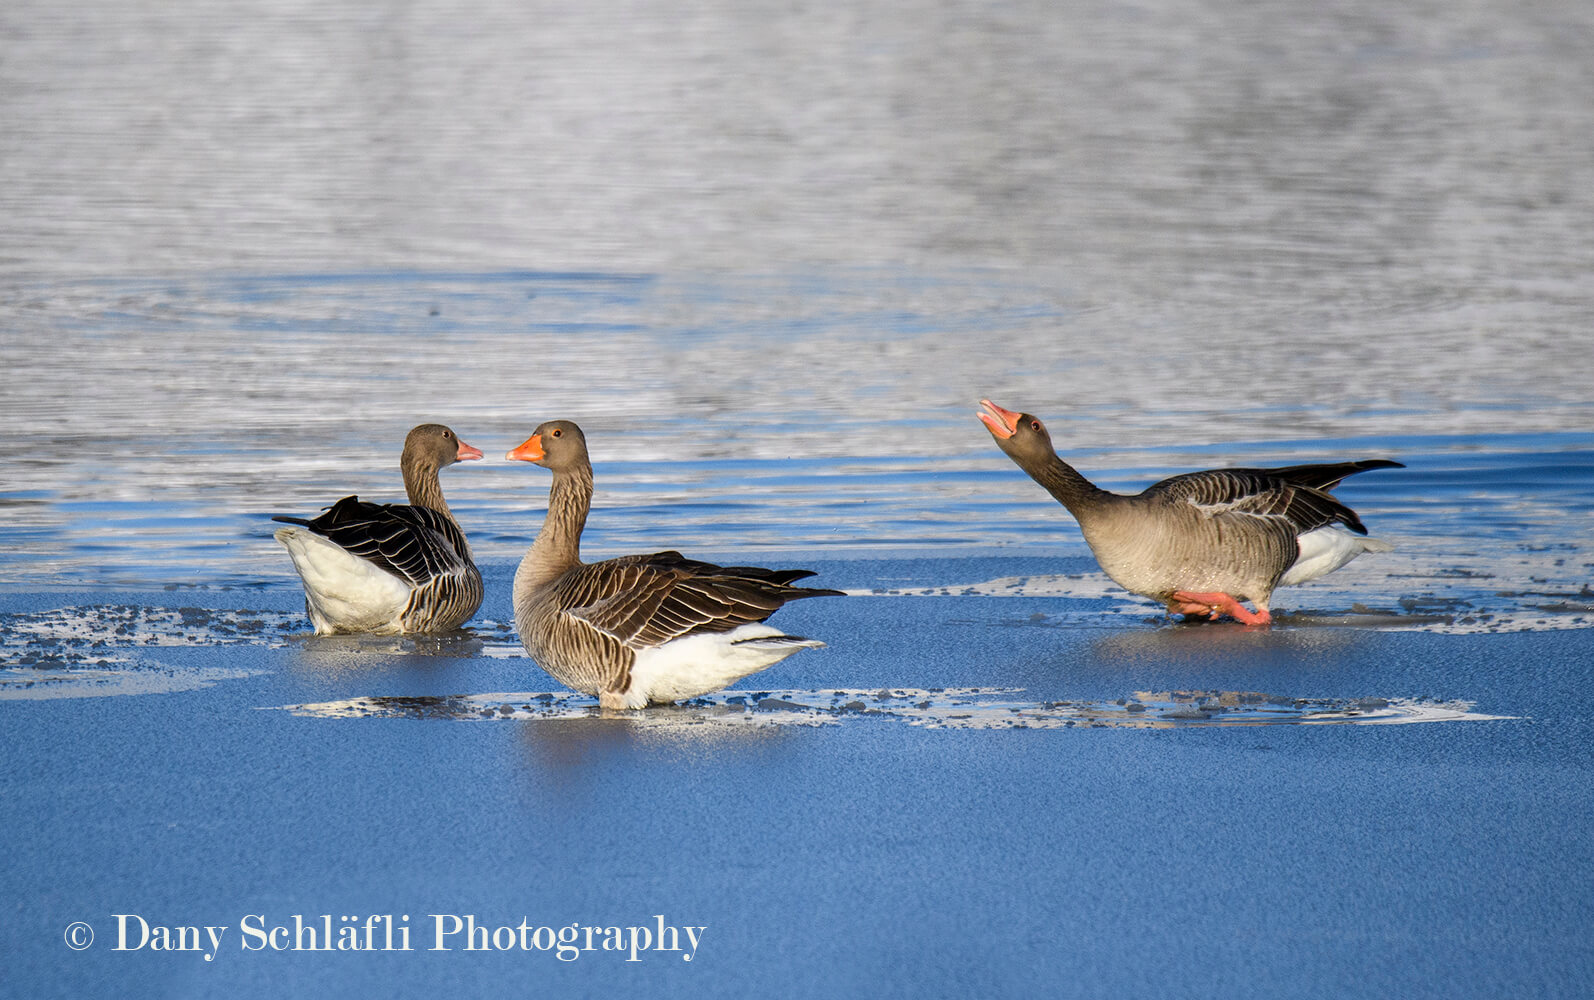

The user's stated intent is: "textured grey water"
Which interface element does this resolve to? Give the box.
[2,0,1593,997]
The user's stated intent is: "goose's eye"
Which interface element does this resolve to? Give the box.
[1030,420,1041,431]
[551,428,562,438]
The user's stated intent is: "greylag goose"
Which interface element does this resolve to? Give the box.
[507,420,842,709]
[977,400,1401,625]
[273,423,484,634]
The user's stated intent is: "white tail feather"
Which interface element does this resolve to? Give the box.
[275,527,411,634]
[1280,525,1393,588]
[621,624,823,708]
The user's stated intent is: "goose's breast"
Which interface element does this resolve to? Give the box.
[1081,505,1290,598]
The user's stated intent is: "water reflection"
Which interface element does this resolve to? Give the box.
[281,629,491,678]
[512,708,800,783]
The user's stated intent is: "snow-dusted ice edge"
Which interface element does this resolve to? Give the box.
[272,687,1511,730]
[859,549,1594,635]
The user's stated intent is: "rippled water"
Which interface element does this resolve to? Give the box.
[4,0,1592,618]
[0,4,1591,633]
[1,271,1590,641]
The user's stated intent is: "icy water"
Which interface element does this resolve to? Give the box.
[3,0,1593,997]
[2,269,1590,628]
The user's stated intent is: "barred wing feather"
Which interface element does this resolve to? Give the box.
[1148,468,1376,535]
[562,553,838,651]
[285,495,472,587]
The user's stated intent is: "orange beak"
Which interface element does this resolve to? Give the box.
[456,438,484,462]
[978,399,1021,440]
[506,433,545,462]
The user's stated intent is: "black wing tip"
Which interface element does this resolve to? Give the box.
[1253,458,1405,495]
[1325,459,1404,493]
[1278,459,1405,475]
[790,586,846,599]
[275,495,373,530]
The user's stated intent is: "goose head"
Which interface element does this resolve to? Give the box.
[405,423,483,469]
[977,399,1057,466]
[506,420,588,471]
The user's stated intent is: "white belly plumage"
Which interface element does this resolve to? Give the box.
[620,624,824,710]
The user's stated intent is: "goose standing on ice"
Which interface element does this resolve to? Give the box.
[273,423,483,634]
[977,400,1401,625]
[507,420,842,708]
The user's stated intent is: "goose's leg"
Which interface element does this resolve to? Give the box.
[1169,590,1273,626]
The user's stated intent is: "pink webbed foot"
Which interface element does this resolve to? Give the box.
[1169,591,1273,626]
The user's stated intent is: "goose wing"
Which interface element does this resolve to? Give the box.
[1146,468,1375,535]
[273,495,471,588]
[1241,459,1404,493]
[558,551,838,650]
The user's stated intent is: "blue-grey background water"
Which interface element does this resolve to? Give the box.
[2,1,1592,997]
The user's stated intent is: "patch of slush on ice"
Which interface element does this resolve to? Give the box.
[857,542,1593,635]
[0,664,261,699]
[0,604,300,650]
[272,687,1511,729]
[0,604,290,699]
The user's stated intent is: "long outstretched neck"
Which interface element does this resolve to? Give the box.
[402,458,453,519]
[516,462,594,593]
[1022,452,1110,516]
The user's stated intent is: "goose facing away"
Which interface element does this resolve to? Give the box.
[273,423,484,635]
[507,420,842,709]
[977,400,1401,625]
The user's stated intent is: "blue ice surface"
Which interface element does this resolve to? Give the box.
[2,556,1591,1000]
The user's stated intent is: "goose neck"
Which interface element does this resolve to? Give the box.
[517,464,592,593]
[1027,454,1108,514]
[402,457,451,517]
